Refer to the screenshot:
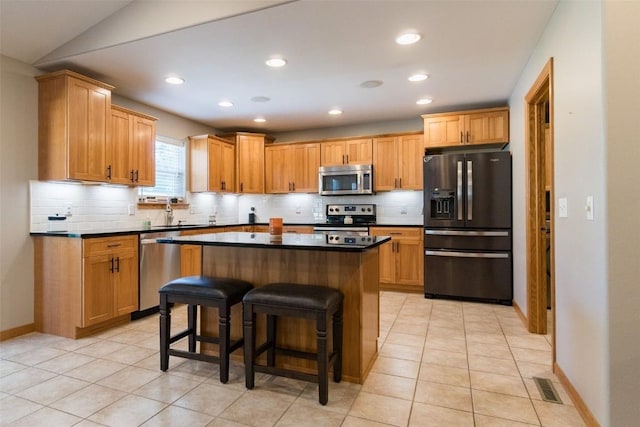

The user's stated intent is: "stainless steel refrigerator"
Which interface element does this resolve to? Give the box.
[423,151,512,304]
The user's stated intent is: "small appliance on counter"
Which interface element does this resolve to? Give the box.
[47,214,67,232]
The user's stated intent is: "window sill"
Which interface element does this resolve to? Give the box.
[137,203,189,210]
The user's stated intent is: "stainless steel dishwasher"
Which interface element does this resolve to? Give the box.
[136,230,182,317]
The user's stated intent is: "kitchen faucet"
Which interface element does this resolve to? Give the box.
[165,202,174,226]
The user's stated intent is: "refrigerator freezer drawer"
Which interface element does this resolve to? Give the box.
[424,229,511,251]
[424,249,512,303]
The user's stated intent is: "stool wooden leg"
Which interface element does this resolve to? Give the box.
[317,313,329,406]
[243,304,256,389]
[333,304,343,382]
[159,294,170,371]
[267,314,277,367]
[187,304,197,352]
[218,304,231,383]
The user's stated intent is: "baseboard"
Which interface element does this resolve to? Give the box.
[554,362,600,427]
[512,300,527,327]
[0,323,35,341]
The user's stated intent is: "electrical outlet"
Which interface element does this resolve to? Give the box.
[64,202,73,217]
[400,205,408,215]
[295,205,301,214]
[128,204,135,215]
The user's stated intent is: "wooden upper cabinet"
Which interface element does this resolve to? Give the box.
[423,107,509,149]
[373,134,423,191]
[189,135,235,193]
[220,132,270,194]
[320,138,372,166]
[108,105,157,186]
[36,70,113,182]
[292,143,320,192]
[266,143,320,194]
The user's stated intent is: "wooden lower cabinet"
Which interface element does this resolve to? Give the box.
[370,227,424,293]
[180,227,227,276]
[34,234,139,338]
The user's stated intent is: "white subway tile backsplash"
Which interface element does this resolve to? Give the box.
[30,181,423,232]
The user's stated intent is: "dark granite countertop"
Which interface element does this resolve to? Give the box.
[157,231,390,252]
[29,222,422,238]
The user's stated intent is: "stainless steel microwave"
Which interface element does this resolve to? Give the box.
[318,164,373,196]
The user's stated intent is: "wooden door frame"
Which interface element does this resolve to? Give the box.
[525,58,555,362]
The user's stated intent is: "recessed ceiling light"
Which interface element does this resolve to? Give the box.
[328,109,343,116]
[218,101,233,107]
[360,80,383,88]
[408,73,429,82]
[265,58,287,68]
[165,76,185,85]
[416,98,433,105]
[251,96,271,103]
[254,117,266,123]
[395,32,422,45]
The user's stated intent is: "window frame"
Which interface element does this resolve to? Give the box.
[138,135,187,201]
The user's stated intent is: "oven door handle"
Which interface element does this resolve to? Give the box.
[425,250,509,259]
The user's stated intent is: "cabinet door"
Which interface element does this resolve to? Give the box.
[82,254,113,327]
[321,141,347,166]
[207,139,224,192]
[68,79,110,182]
[423,115,464,148]
[466,109,509,145]
[236,135,265,193]
[292,143,320,193]
[131,115,156,186]
[108,108,132,184]
[220,141,236,192]
[345,138,373,165]
[395,239,423,286]
[265,145,293,193]
[397,134,423,190]
[372,137,398,191]
[377,240,395,284]
[180,245,202,276]
[113,250,138,316]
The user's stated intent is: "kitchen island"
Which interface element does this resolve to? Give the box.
[157,231,389,384]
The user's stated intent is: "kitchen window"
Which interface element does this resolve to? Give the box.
[138,136,186,199]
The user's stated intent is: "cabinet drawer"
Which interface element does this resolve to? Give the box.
[83,235,138,256]
[370,227,423,241]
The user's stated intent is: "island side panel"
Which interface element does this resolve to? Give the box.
[200,245,379,384]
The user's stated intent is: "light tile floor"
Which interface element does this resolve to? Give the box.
[0,292,585,426]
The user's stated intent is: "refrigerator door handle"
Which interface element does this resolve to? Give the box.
[467,160,473,221]
[424,229,509,237]
[425,250,509,259]
[456,161,463,220]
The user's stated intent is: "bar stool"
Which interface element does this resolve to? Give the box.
[242,283,344,405]
[159,276,253,383]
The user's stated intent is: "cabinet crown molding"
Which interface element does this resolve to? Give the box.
[35,69,115,91]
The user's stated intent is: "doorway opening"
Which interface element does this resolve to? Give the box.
[525,58,555,361]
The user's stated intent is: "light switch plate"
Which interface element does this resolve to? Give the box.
[558,197,568,218]
[586,196,594,220]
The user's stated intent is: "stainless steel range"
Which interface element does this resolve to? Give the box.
[313,204,376,237]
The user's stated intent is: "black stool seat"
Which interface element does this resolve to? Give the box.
[243,283,344,405]
[160,276,253,301]
[242,283,343,312]
[159,276,253,383]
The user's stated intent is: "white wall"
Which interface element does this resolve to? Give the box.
[603,1,640,425]
[509,2,608,424]
[0,56,39,331]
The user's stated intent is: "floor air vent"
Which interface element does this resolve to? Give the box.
[533,377,562,404]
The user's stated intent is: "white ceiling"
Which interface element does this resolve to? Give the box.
[0,0,558,133]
